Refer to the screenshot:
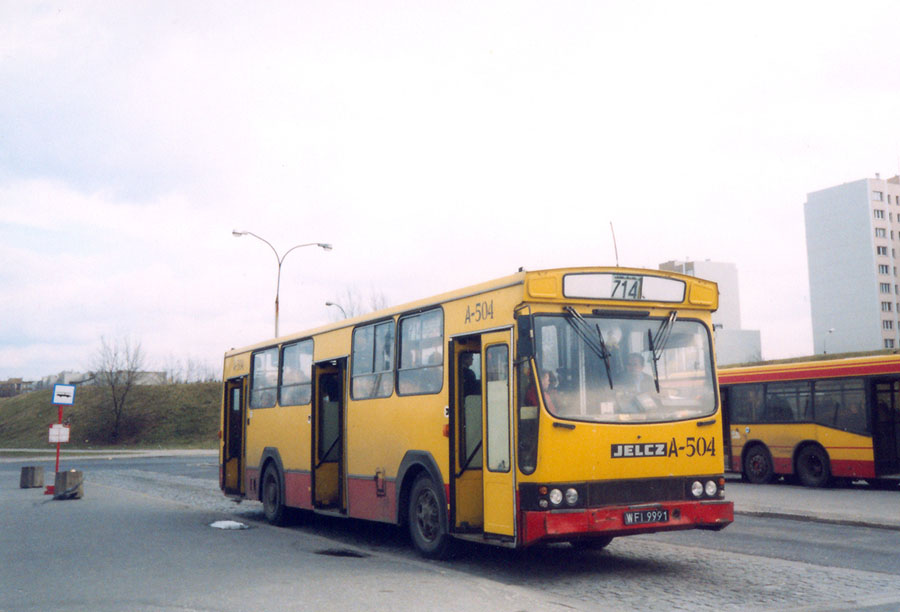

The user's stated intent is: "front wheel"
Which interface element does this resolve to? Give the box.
[796,445,831,488]
[408,474,451,559]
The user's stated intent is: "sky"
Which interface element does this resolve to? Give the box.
[3,1,900,381]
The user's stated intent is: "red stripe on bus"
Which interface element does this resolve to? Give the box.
[719,358,900,384]
[347,476,396,523]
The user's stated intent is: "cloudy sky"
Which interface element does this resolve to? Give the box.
[3,1,900,381]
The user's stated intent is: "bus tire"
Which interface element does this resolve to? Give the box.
[408,474,451,559]
[262,464,286,525]
[743,445,774,484]
[796,445,831,488]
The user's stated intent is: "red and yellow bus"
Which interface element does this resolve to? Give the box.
[220,266,733,557]
[719,352,900,487]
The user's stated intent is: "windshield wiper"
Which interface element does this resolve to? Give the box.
[563,306,613,389]
[647,311,678,393]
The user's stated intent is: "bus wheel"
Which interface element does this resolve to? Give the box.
[262,465,286,525]
[796,446,831,488]
[570,536,614,552]
[408,474,451,559]
[744,445,774,484]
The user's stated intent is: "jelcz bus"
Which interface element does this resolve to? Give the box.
[220,267,733,557]
[719,352,900,487]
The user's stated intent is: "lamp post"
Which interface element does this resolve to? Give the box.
[824,328,835,354]
[325,301,348,319]
[233,230,332,337]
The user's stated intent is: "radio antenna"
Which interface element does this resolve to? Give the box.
[610,222,620,267]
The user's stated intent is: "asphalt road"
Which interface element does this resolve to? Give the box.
[3,454,900,611]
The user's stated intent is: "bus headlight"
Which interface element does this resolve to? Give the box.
[691,481,704,498]
[705,480,718,497]
[549,488,563,506]
[565,488,579,506]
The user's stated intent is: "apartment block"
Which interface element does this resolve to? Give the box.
[805,174,900,353]
[659,259,761,365]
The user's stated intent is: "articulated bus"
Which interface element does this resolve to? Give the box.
[220,267,733,557]
[719,352,900,487]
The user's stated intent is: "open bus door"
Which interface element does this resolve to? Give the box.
[450,330,516,542]
[222,376,246,495]
[312,359,346,512]
[481,331,516,540]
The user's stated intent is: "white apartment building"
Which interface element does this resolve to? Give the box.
[658,259,762,365]
[805,174,900,353]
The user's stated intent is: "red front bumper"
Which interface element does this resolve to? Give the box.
[521,499,734,546]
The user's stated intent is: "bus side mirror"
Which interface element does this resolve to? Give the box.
[516,312,534,361]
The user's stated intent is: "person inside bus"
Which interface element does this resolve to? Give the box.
[621,353,655,394]
[459,352,480,397]
[525,369,558,414]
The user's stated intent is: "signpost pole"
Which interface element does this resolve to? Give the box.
[55,404,63,474]
[46,384,76,496]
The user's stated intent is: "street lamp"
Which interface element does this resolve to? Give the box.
[232,230,332,337]
[824,328,835,354]
[325,301,348,319]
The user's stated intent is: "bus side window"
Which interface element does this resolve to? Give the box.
[730,384,763,423]
[813,380,841,426]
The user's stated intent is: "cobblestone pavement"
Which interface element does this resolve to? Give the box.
[81,468,900,612]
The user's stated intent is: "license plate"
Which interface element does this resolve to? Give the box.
[623,509,669,525]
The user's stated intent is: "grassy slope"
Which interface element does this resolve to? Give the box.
[0,382,221,449]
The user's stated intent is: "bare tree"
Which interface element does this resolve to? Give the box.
[92,336,145,443]
[162,354,220,384]
[328,286,391,321]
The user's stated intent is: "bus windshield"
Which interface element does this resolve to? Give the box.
[532,314,716,423]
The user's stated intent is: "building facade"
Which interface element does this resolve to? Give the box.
[658,259,762,365]
[805,174,900,354]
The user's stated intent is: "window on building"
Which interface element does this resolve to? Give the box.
[881,283,891,293]
[876,228,887,238]
[886,339,896,349]
[875,209,885,219]
[879,264,890,274]
[878,246,889,256]
[884,320,894,330]
[882,301,893,312]
[874,191,884,201]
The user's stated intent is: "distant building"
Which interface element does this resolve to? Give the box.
[805,174,900,353]
[659,259,762,365]
[35,370,167,389]
[0,378,35,397]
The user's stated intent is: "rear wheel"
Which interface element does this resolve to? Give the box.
[744,445,774,484]
[408,474,451,559]
[262,465,286,525]
[796,445,831,488]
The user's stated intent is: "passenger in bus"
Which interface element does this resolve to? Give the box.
[525,370,558,413]
[459,352,480,397]
[837,401,868,433]
[621,353,655,394]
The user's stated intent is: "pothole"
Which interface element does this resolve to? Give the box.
[315,548,369,558]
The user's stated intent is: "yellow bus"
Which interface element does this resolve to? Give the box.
[719,352,900,487]
[220,266,733,557]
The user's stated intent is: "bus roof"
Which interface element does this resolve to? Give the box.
[719,350,900,384]
[226,266,717,357]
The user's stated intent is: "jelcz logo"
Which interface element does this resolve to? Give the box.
[611,442,667,458]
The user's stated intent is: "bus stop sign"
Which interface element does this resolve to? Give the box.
[52,384,76,406]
